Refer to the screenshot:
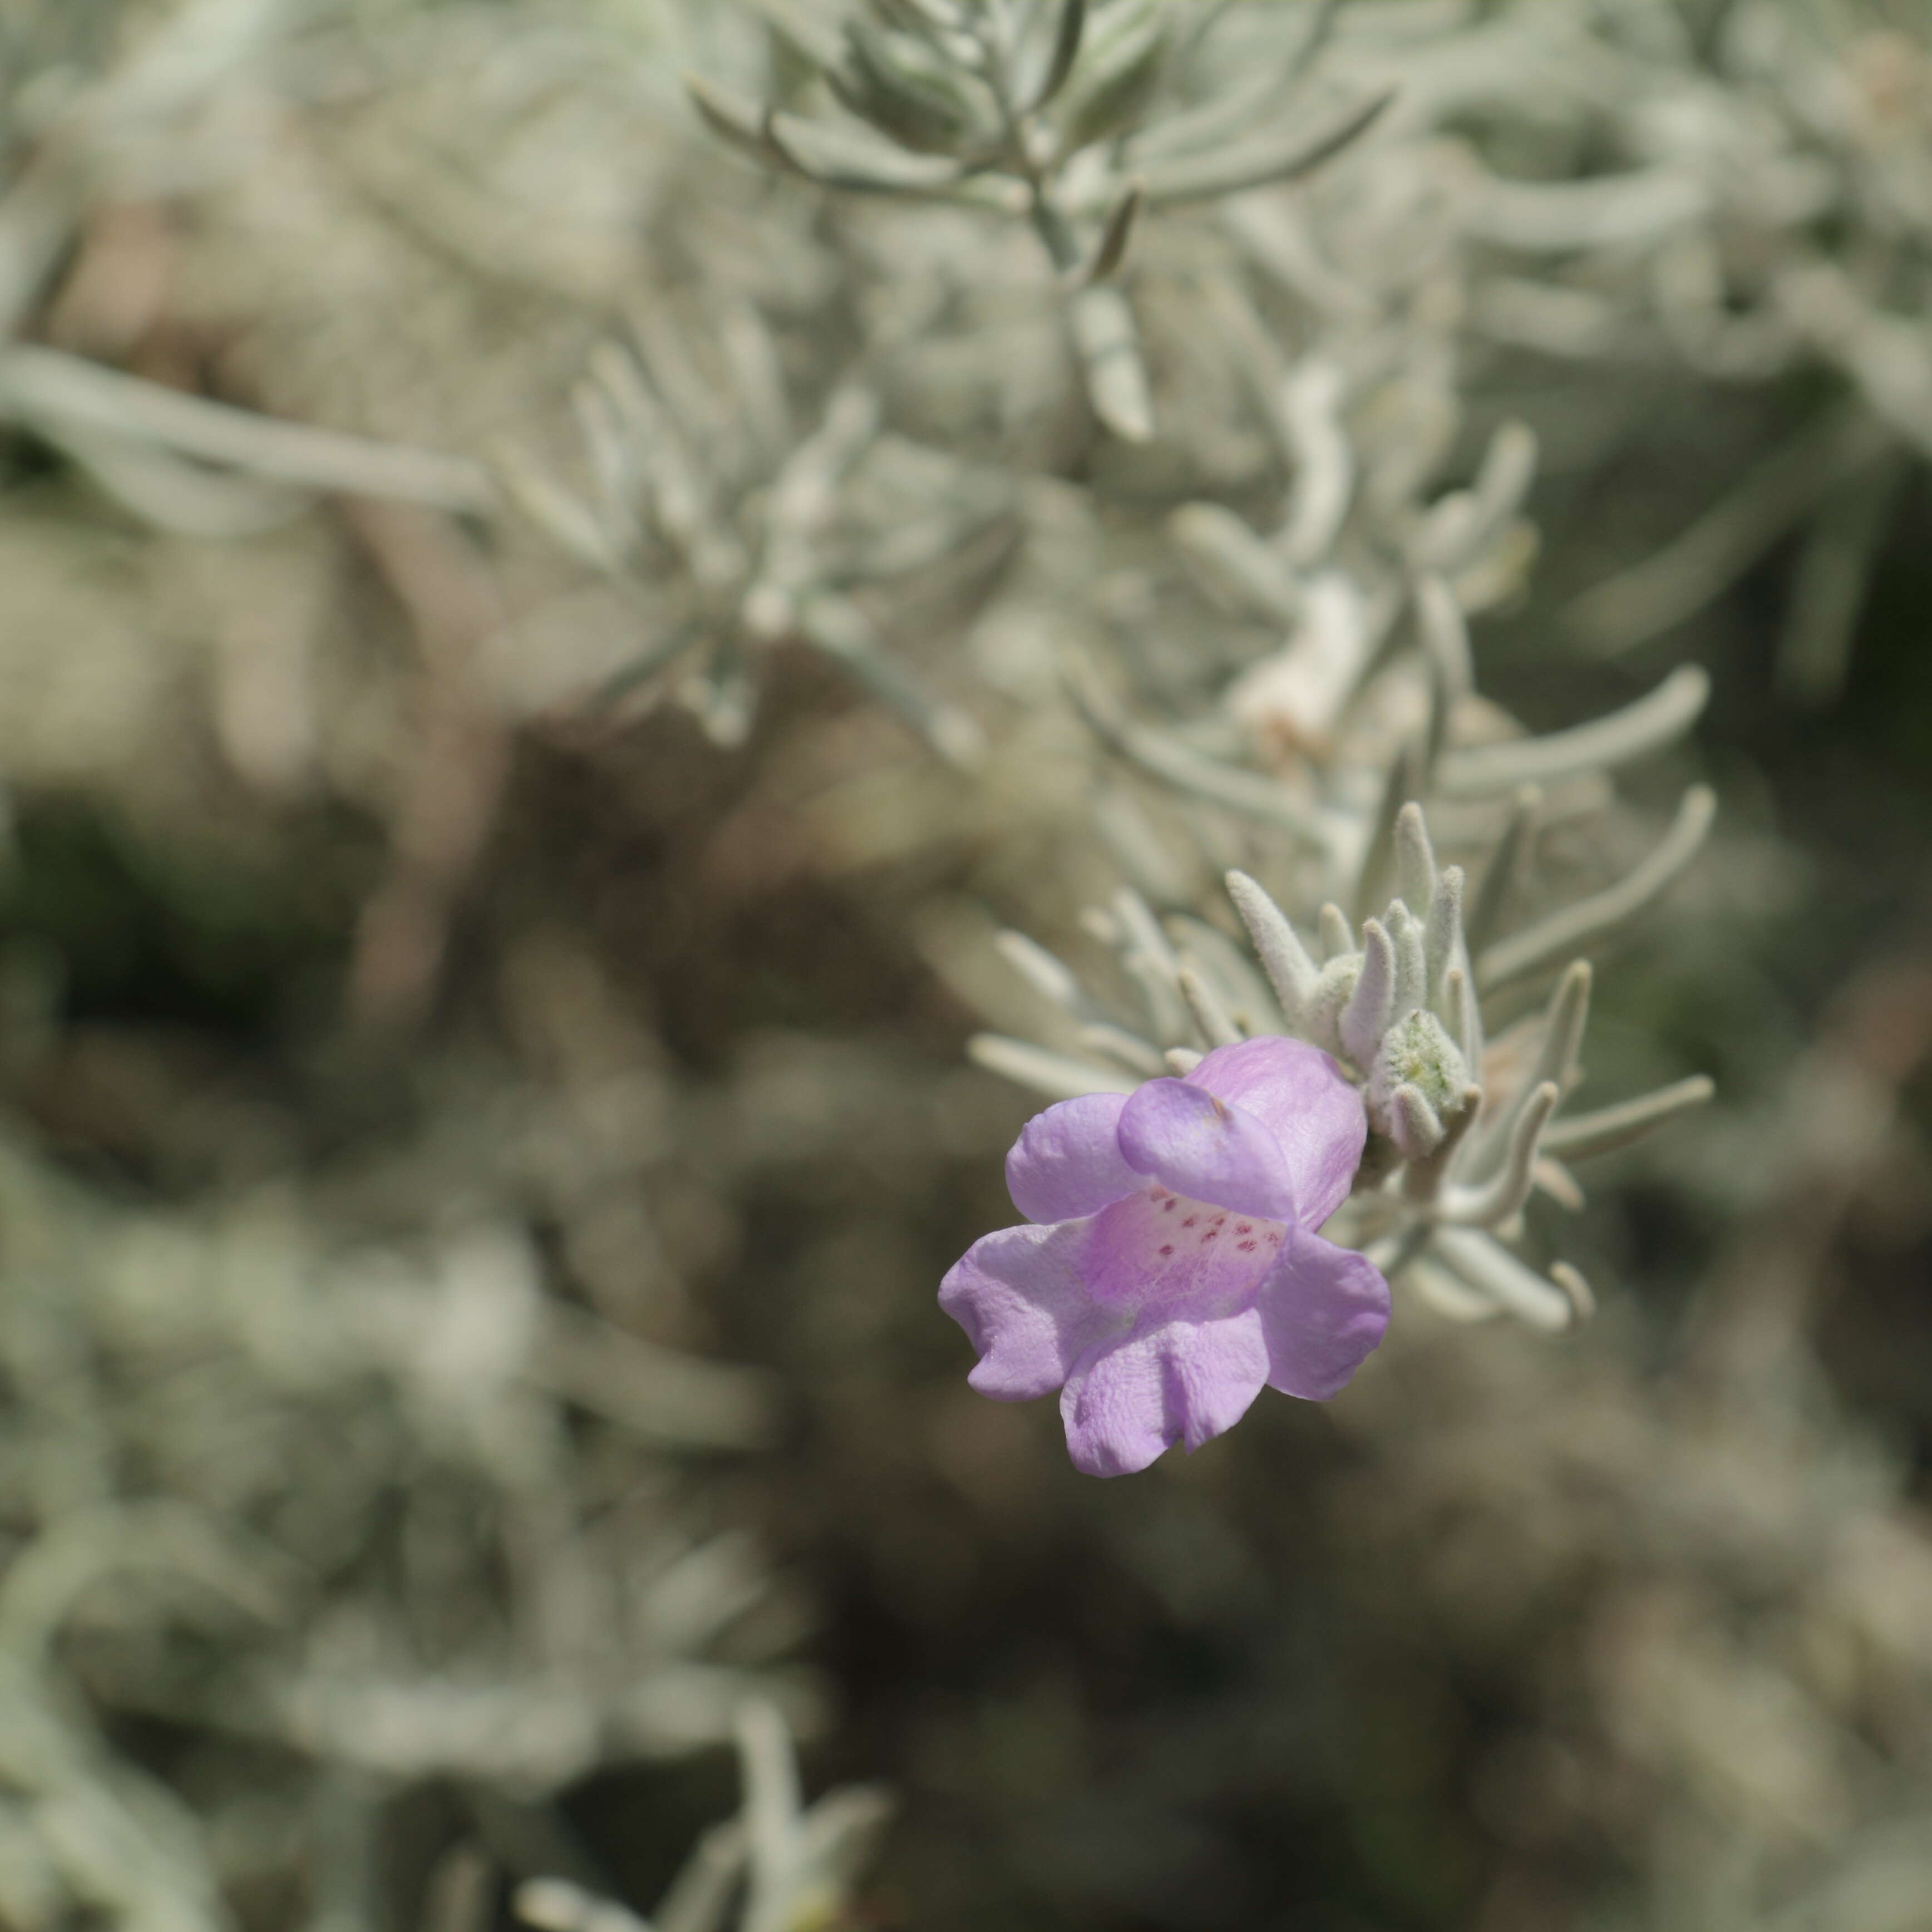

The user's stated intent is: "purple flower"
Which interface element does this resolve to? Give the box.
[940,1037,1388,1477]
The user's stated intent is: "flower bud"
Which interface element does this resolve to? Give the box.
[1368,1009,1470,1132]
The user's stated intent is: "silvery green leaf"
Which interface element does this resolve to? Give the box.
[1399,1082,1483,1205]
[768,385,880,538]
[36,420,309,538]
[0,1497,299,1651]
[1532,961,1592,1100]
[1428,1229,1575,1332]
[1275,357,1352,568]
[1536,1156,1586,1214]
[1477,786,1716,990]
[1565,409,1884,656]
[0,344,491,510]
[514,1877,650,1932]
[1140,89,1393,206]
[587,620,701,713]
[1091,785,1196,905]
[740,0,847,71]
[1406,1256,1504,1323]
[1167,913,1285,1037]
[1176,963,1241,1048]
[1081,176,1144,284]
[1318,904,1353,962]
[740,1701,817,1932]
[1775,448,1906,707]
[717,304,794,462]
[1386,903,1426,1022]
[870,0,968,35]
[1300,953,1359,1062]
[1353,742,1423,922]
[1057,0,1171,152]
[1392,802,1436,917]
[1279,0,1344,86]
[1130,0,1339,165]
[1465,785,1540,958]
[1024,0,1088,112]
[1113,885,1190,1045]
[654,1820,743,1932]
[1471,275,1625,360]
[693,681,757,750]
[1168,501,1302,625]
[796,593,983,765]
[1112,886,1178,978]
[1066,659,1328,846]
[533,1308,777,1451]
[1339,918,1393,1067]
[1423,867,1463,1012]
[1435,665,1710,798]
[626,306,731,450]
[686,73,786,161]
[1465,166,1708,253]
[1550,1263,1594,1323]
[760,106,974,194]
[1411,420,1539,576]
[1388,1083,1446,1162]
[1441,1081,1559,1227]
[832,18,987,155]
[1068,283,1153,440]
[789,1786,897,1928]
[1224,870,1316,1021]
[969,1033,1137,1099]
[1466,962,1591,1189]
[995,930,1086,1012]
[1082,1021,1170,1075]
[1415,579,1473,773]
[1541,1075,1716,1162]
[574,372,644,525]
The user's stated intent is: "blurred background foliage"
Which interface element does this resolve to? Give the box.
[0,2,1927,1930]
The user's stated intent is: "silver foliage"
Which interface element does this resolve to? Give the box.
[0,0,1924,1926]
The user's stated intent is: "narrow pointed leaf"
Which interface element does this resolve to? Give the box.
[1424,866,1463,1011]
[1226,870,1317,1018]
[1541,1075,1715,1161]
[1069,283,1153,440]
[1477,787,1715,989]
[1177,964,1241,1048]
[1436,665,1709,797]
[969,1033,1136,1099]
[1443,1081,1560,1226]
[1465,784,1540,957]
[1142,90,1394,207]
[1081,177,1144,285]
[1389,1082,1445,1161]
[1340,919,1393,1066]
[1031,0,1088,111]
[1430,1229,1574,1331]
[1169,501,1302,625]
[1318,903,1354,962]
[1393,801,1436,915]
[1066,659,1328,845]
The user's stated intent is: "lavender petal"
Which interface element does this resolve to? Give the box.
[1189,1036,1367,1230]
[1255,1225,1391,1400]
[1004,1091,1141,1224]
[1116,1078,1298,1220]
[939,1220,1110,1401]
[1059,1308,1270,1476]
